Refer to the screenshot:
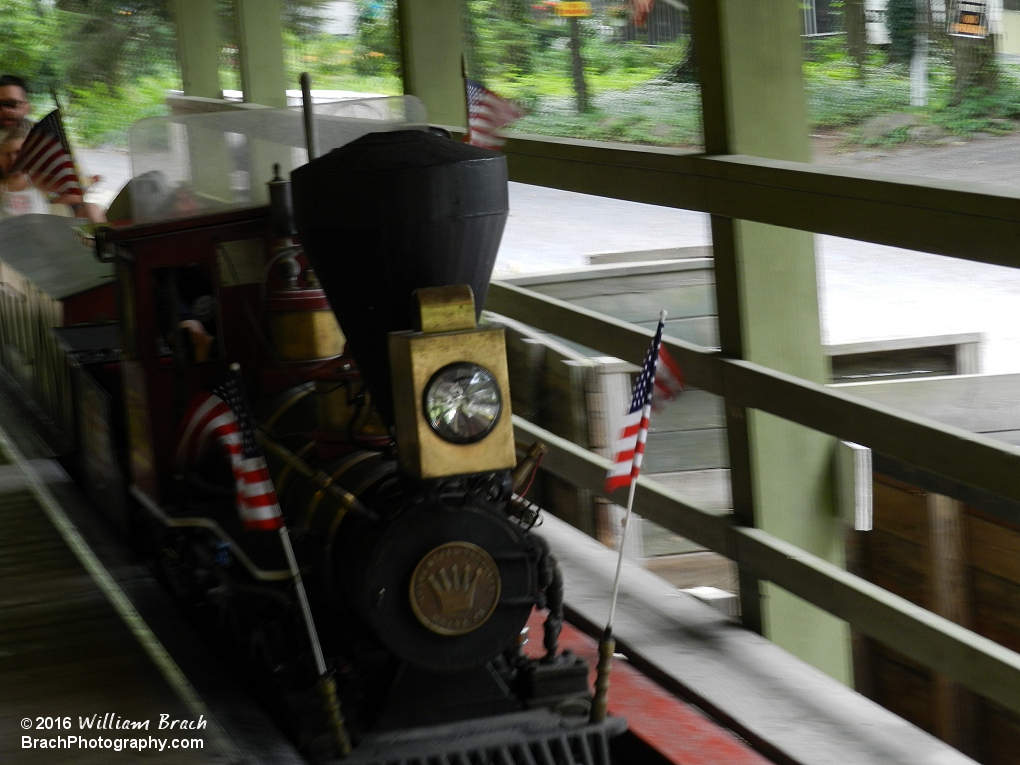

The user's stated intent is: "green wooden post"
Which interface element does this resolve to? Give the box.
[171,0,222,98]
[170,0,232,204]
[233,0,291,193]
[691,0,851,683]
[234,0,289,107]
[396,0,467,128]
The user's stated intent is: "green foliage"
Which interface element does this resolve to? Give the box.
[468,0,539,80]
[55,0,178,90]
[857,123,912,147]
[352,0,399,77]
[807,68,910,127]
[513,83,703,147]
[928,81,1020,134]
[886,0,915,64]
[283,0,333,40]
[284,31,402,95]
[0,0,59,90]
[65,76,176,147]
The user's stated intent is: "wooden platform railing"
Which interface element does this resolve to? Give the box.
[490,281,1020,718]
[0,261,73,443]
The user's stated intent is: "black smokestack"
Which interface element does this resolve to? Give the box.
[291,129,509,425]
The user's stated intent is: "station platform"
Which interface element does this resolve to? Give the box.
[0,374,982,765]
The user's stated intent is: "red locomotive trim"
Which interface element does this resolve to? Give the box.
[265,289,332,311]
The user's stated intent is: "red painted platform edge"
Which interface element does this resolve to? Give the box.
[525,611,773,765]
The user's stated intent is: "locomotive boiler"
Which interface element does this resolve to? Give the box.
[95,126,625,763]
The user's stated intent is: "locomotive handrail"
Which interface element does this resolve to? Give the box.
[487,281,1020,507]
[511,415,1020,717]
[130,485,293,582]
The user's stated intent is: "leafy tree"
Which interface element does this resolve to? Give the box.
[352,0,399,76]
[466,0,537,81]
[283,0,331,40]
[54,1,177,90]
[0,0,58,89]
[886,0,915,65]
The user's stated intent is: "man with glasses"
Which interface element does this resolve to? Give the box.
[0,75,33,131]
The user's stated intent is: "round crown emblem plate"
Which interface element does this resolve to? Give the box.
[409,542,501,636]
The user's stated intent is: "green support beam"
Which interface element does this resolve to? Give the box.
[171,0,222,98]
[691,0,850,683]
[499,140,1020,272]
[486,281,1020,513]
[509,414,1020,720]
[234,0,289,107]
[396,0,467,128]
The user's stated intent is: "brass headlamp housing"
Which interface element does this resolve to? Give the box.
[388,285,516,479]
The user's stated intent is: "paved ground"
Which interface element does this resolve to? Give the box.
[79,132,1020,374]
[814,136,1020,374]
[498,136,1020,375]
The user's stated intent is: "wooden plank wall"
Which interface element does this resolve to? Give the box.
[503,260,730,496]
[508,259,720,352]
[859,475,1020,764]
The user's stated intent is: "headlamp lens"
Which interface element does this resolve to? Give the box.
[424,363,502,443]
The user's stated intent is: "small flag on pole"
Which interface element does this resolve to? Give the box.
[11,110,83,197]
[466,79,524,150]
[176,367,284,531]
[605,315,677,494]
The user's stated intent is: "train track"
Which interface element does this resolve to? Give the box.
[0,390,306,765]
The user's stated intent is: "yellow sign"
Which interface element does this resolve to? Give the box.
[949,1,987,37]
[556,1,592,17]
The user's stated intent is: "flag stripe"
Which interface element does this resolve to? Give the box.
[467,79,524,150]
[175,370,284,531]
[11,111,83,197]
[605,318,675,494]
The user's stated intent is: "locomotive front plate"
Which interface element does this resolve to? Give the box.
[410,542,501,636]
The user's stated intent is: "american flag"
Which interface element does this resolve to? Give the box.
[11,110,83,197]
[652,345,685,411]
[466,79,524,150]
[176,367,284,531]
[605,315,681,493]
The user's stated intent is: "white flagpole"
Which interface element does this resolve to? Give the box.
[606,451,643,633]
[230,362,351,755]
[591,310,666,723]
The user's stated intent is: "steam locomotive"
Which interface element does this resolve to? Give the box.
[72,127,626,763]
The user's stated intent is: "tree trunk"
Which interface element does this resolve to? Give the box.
[567,17,590,113]
[952,34,997,103]
[845,0,867,80]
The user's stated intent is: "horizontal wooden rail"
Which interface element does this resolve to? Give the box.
[512,416,1020,717]
[513,417,731,555]
[502,134,1020,270]
[488,282,1020,506]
